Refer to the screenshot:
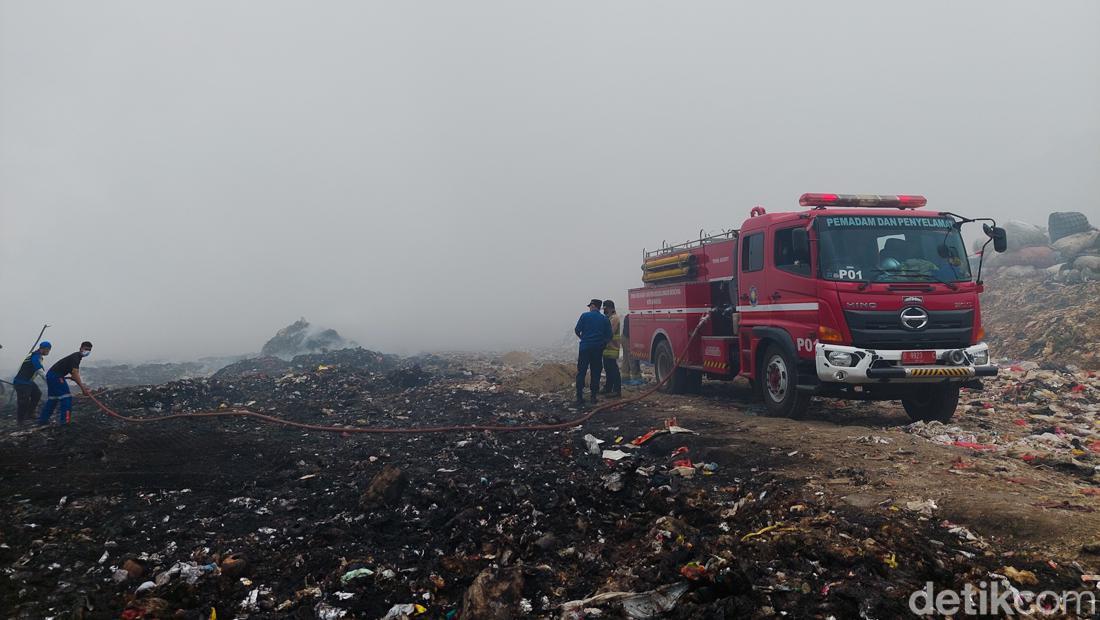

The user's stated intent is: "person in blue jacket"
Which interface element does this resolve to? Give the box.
[575,299,612,407]
[12,341,51,425]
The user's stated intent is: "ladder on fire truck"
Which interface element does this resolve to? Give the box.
[644,229,739,261]
[642,230,739,284]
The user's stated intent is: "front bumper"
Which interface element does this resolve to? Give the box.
[815,342,998,384]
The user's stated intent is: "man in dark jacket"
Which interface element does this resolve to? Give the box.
[12,341,51,425]
[574,299,611,406]
[38,341,93,426]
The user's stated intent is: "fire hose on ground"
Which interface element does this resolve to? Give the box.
[85,313,713,435]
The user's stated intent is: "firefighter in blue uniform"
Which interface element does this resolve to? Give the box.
[12,342,51,425]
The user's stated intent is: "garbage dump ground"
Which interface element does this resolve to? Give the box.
[981,276,1100,369]
[2,345,1100,619]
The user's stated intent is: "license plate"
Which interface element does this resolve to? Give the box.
[902,350,937,365]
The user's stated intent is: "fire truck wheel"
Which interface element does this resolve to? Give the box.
[685,369,703,393]
[901,384,960,422]
[760,344,811,419]
[653,339,690,394]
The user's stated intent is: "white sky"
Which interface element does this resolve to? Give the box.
[2,1,1098,368]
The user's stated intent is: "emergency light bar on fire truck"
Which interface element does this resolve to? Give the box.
[798,193,928,209]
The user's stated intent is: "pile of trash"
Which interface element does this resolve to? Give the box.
[500,351,535,367]
[3,352,1089,618]
[902,365,1100,480]
[211,347,401,382]
[81,317,362,388]
[83,356,249,388]
[260,318,357,359]
[82,361,207,388]
[981,277,1100,368]
[103,359,534,430]
[979,213,1100,368]
[982,212,1100,282]
[210,355,295,379]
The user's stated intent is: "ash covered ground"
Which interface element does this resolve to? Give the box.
[2,344,1099,619]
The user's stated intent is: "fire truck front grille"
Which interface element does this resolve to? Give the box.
[843,309,973,350]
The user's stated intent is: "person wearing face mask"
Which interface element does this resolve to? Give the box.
[38,341,93,426]
[12,341,51,425]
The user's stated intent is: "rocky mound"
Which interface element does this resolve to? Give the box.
[260,318,355,359]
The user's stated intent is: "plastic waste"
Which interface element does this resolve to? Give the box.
[583,434,604,455]
[666,418,697,435]
[602,472,624,492]
[340,567,374,584]
[1052,230,1100,260]
[953,441,999,451]
[679,562,707,580]
[315,602,347,619]
[561,582,690,619]
[380,603,428,620]
[671,466,694,478]
[631,418,698,446]
[630,429,664,446]
[1002,566,1039,586]
[620,582,691,618]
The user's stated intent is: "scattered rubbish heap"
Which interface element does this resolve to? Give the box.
[1,349,1095,618]
[982,277,1100,368]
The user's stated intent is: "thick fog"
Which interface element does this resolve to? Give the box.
[2,1,1098,368]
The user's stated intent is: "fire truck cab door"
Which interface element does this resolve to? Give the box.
[768,225,819,360]
[737,230,767,311]
[736,230,767,373]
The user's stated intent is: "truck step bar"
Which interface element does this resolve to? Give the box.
[865,366,998,379]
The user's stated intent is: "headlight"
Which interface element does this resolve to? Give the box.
[827,351,855,367]
[971,349,989,366]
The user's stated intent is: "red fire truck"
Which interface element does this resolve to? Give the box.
[626,193,1008,421]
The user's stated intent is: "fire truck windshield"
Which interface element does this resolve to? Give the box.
[815,215,972,283]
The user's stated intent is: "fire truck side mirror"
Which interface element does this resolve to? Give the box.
[984,224,1008,253]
